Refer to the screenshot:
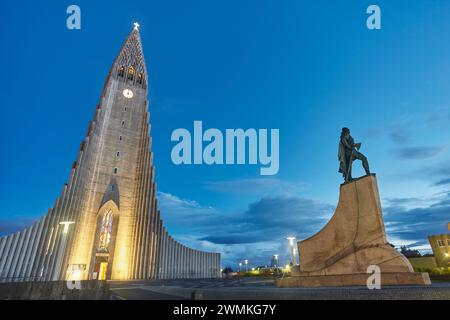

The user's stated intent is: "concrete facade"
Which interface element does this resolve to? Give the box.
[0,26,220,283]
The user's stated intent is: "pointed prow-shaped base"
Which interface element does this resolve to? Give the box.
[276,174,431,287]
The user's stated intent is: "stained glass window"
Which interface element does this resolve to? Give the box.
[98,209,113,251]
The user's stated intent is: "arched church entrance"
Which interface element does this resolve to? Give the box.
[91,201,119,280]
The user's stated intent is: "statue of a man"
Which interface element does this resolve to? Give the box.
[338,127,370,182]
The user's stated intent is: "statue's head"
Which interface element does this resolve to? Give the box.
[341,127,350,137]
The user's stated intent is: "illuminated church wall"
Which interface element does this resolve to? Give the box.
[0,25,221,283]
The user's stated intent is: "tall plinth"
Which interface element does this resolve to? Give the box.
[276,174,431,287]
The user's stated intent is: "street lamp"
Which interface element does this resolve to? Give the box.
[60,221,75,234]
[239,262,242,272]
[54,221,75,281]
[286,236,297,266]
[274,254,279,268]
[244,259,248,272]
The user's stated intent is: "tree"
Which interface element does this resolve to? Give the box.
[222,266,233,274]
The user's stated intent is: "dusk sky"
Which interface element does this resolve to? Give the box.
[1,0,449,268]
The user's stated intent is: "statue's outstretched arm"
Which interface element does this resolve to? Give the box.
[341,137,353,150]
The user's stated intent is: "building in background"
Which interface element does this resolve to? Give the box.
[428,233,450,268]
[0,25,220,283]
[408,224,450,270]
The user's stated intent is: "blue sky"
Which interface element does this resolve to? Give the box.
[0,0,449,269]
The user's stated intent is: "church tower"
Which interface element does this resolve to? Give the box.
[65,23,153,280]
[0,24,220,282]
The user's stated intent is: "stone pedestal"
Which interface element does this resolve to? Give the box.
[276,174,430,287]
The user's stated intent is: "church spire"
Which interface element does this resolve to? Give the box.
[111,22,147,88]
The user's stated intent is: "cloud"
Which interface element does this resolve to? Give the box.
[435,178,450,186]
[383,192,447,210]
[383,193,450,249]
[424,108,450,126]
[389,129,411,145]
[158,191,334,267]
[202,178,306,197]
[426,161,450,187]
[157,191,218,223]
[403,159,450,187]
[158,191,333,245]
[384,197,420,206]
[363,108,450,145]
[363,115,414,145]
[433,163,450,177]
[394,146,447,160]
[199,197,333,245]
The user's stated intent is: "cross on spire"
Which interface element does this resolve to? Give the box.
[133,22,140,31]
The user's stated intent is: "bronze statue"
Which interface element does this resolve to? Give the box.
[338,127,370,182]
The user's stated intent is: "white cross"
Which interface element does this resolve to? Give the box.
[133,22,140,30]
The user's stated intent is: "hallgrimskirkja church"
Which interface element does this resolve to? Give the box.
[0,25,221,282]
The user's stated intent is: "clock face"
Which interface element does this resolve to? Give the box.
[123,89,134,99]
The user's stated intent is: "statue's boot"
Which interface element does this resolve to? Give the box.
[360,154,370,175]
[363,161,370,175]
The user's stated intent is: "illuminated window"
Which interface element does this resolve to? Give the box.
[118,66,125,78]
[447,239,450,246]
[128,66,135,80]
[98,209,113,251]
[438,240,444,247]
[138,73,143,84]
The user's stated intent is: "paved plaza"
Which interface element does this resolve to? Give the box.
[109,277,450,300]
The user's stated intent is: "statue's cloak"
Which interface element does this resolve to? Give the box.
[338,135,354,174]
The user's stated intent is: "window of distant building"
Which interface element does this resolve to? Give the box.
[138,73,143,84]
[447,239,450,246]
[119,136,122,141]
[438,240,445,247]
[114,168,118,174]
[116,152,120,157]
[121,121,125,127]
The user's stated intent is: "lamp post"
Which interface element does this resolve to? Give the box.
[239,262,242,273]
[274,254,279,268]
[287,236,297,266]
[244,259,248,272]
[60,221,75,234]
[54,221,75,281]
